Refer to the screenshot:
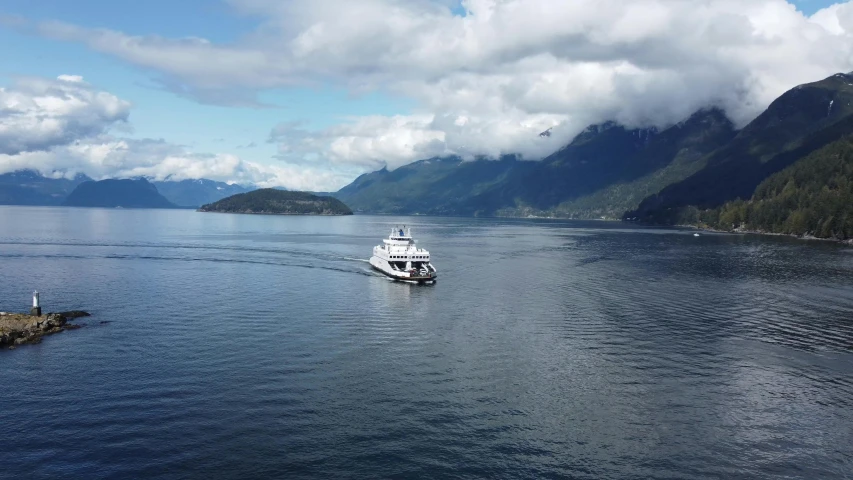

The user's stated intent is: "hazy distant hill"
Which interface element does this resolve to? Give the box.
[199,189,352,215]
[63,179,177,208]
[152,179,252,207]
[0,170,91,205]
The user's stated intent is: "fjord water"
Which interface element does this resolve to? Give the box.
[1,207,852,479]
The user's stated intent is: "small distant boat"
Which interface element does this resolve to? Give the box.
[694,233,700,237]
[370,226,437,284]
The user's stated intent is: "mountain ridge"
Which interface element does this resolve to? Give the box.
[336,108,737,218]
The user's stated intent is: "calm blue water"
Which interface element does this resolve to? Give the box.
[1,206,852,479]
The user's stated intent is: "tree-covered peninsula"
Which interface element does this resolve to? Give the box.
[198,189,353,215]
[689,135,853,241]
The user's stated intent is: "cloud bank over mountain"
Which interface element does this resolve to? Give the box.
[3,0,853,187]
[0,75,351,190]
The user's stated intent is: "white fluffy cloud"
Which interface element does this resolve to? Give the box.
[0,74,347,190]
[0,75,130,155]
[9,0,853,180]
[270,112,566,171]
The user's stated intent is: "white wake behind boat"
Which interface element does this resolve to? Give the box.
[369,226,437,284]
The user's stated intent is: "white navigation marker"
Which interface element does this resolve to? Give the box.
[31,290,42,316]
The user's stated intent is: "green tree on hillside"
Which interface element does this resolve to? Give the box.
[699,135,853,240]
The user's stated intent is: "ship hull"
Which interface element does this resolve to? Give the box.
[370,256,437,284]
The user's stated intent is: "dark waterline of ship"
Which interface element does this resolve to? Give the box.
[1,207,851,479]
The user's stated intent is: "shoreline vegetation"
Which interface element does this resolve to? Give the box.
[680,224,853,245]
[199,189,353,216]
[671,135,853,245]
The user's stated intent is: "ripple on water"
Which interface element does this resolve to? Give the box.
[0,209,852,479]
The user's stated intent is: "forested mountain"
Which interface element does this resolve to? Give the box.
[336,155,532,215]
[336,73,853,223]
[496,108,736,218]
[199,189,352,215]
[63,179,177,208]
[336,109,736,217]
[629,73,853,223]
[692,135,853,240]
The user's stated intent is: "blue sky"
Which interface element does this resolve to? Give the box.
[795,0,845,13]
[0,0,850,190]
[0,0,415,167]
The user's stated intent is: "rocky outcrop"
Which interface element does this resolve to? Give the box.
[0,312,87,348]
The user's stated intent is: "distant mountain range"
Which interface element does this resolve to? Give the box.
[4,72,852,235]
[151,179,252,208]
[64,178,178,208]
[335,73,853,228]
[0,171,252,208]
[0,170,91,206]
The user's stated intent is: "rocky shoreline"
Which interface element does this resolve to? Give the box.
[0,311,90,348]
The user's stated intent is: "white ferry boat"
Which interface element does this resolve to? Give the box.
[369,226,437,284]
